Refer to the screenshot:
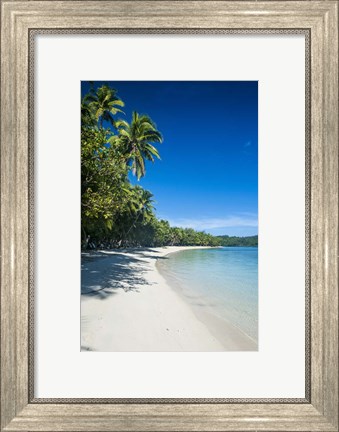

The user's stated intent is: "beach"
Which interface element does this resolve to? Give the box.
[81,246,256,352]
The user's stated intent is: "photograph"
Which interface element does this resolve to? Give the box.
[81,81,258,352]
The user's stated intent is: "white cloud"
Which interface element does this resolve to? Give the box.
[166,215,258,231]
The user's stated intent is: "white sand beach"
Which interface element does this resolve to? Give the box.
[81,246,256,352]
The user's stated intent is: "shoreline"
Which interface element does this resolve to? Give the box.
[155,255,258,348]
[81,246,256,352]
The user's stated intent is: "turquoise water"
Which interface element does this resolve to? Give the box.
[157,247,258,341]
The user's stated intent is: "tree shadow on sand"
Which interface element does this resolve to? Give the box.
[81,251,156,300]
[116,248,170,261]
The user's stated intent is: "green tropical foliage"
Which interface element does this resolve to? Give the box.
[81,83,257,250]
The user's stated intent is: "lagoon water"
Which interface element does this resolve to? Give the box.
[156,247,258,341]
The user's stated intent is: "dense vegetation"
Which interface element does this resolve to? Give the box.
[216,235,258,247]
[81,84,257,250]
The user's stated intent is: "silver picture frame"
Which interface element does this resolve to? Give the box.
[1,2,338,431]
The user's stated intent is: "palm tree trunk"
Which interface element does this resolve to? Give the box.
[126,211,141,237]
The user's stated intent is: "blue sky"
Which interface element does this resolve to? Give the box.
[81,81,258,236]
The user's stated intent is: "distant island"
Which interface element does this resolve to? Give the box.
[216,235,258,247]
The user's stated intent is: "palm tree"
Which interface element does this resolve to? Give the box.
[125,186,155,236]
[135,186,155,218]
[116,112,163,180]
[84,85,124,128]
[114,186,155,246]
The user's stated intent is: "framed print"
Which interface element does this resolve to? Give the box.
[1,1,338,431]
